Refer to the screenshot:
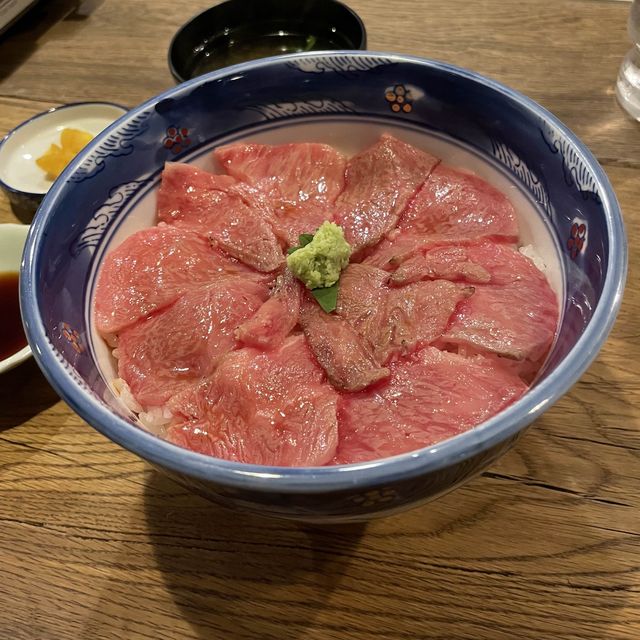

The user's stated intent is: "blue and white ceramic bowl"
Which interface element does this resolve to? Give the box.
[21,52,627,522]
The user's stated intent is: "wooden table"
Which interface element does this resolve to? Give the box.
[1,1,638,638]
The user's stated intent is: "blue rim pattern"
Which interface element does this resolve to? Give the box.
[0,101,129,197]
[20,52,627,494]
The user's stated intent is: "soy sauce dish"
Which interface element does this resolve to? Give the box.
[20,52,626,522]
[0,224,31,374]
[169,0,366,82]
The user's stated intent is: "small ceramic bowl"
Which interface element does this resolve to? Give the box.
[168,0,366,82]
[21,52,626,522]
[0,223,31,374]
[0,102,128,221]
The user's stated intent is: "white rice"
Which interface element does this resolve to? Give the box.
[138,406,174,435]
[111,377,142,414]
[519,243,547,273]
[109,376,174,436]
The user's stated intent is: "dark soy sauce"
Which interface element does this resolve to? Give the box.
[0,272,27,360]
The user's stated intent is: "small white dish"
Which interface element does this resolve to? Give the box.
[0,223,31,374]
[0,102,128,219]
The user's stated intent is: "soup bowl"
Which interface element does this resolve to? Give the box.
[20,52,626,522]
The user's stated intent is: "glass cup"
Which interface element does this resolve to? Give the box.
[616,0,640,120]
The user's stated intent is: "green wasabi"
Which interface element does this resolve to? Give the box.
[286,222,351,290]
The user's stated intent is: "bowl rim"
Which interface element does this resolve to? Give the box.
[0,101,129,197]
[21,51,628,493]
[167,0,368,82]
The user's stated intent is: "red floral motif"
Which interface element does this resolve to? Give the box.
[567,222,587,259]
[163,126,191,154]
[385,84,413,113]
[61,322,84,354]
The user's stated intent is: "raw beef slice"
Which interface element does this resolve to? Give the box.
[300,299,390,392]
[335,134,439,253]
[214,142,346,246]
[443,281,558,363]
[388,237,531,286]
[94,225,263,335]
[390,244,492,286]
[455,239,551,286]
[398,164,519,241]
[334,347,528,464]
[236,269,303,350]
[116,278,269,408]
[362,231,455,272]
[376,280,474,363]
[336,264,471,364]
[167,335,339,466]
[336,263,391,352]
[440,241,558,363]
[157,162,283,272]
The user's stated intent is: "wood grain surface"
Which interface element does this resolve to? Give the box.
[0,1,639,638]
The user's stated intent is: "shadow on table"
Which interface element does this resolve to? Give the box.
[0,358,59,432]
[0,0,87,81]
[9,196,39,225]
[143,432,635,640]
[143,471,365,640]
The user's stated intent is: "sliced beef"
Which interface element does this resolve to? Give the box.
[336,263,390,353]
[117,278,268,407]
[372,238,558,365]
[214,142,346,247]
[167,335,339,466]
[299,299,390,392]
[390,244,492,286]
[440,242,558,363]
[362,231,451,271]
[94,225,263,335]
[333,347,528,464]
[458,239,549,285]
[157,162,236,221]
[443,282,558,363]
[398,164,519,241]
[364,232,519,284]
[157,162,283,272]
[378,280,474,363]
[215,142,346,204]
[334,134,439,254]
[236,269,303,350]
[270,200,335,248]
[336,263,470,365]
